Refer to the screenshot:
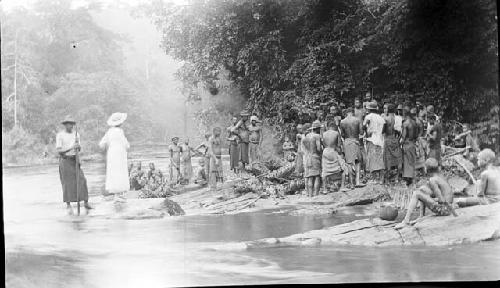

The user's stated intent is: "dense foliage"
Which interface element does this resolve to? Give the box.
[1,0,173,163]
[148,0,498,126]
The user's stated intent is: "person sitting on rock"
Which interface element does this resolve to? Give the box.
[194,158,208,187]
[147,162,163,181]
[477,150,500,200]
[395,158,454,229]
[456,149,500,207]
[130,161,146,190]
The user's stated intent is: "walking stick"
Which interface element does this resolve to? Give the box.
[75,124,80,216]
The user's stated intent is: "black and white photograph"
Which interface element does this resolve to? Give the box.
[2,0,499,287]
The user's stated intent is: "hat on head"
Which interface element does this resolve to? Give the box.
[107,112,127,127]
[240,110,251,117]
[366,101,378,111]
[397,104,403,110]
[425,158,439,169]
[309,120,323,130]
[250,115,260,122]
[61,115,76,125]
[171,136,179,141]
[410,108,418,115]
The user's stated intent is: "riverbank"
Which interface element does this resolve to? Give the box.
[244,201,500,248]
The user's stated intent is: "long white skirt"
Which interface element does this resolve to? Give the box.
[105,144,129,193]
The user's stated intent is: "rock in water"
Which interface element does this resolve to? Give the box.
[379,205,398,221]
[159,198,185,216]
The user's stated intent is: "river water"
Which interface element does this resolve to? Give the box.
[4,148,500,287]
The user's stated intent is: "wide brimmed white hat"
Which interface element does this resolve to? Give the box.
[107,112,127,127]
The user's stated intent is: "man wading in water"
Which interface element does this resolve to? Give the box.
[56,116,92,215]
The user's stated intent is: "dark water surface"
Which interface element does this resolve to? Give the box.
[3,151,500,287]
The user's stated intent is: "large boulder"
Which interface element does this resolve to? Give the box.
[244,202,500,248]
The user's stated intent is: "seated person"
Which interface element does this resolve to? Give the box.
[147,162,163,180]
[130,161,146,190]
[456,149,500,207]
[395,158,455,229]
[194,158,208,187]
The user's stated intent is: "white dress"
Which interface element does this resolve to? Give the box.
[99,127,130,193]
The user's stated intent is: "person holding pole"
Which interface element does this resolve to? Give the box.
[56,116,91,215]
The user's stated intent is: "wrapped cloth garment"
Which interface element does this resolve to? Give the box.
[304,153,321,178]
[229,140,240,170]
[295,151,304,174]
[366,141,385,172]
[249,142,261,166]
[343,138,362,165]
[402,140,417,179]
[321,148,345,178]
[415,137,427,169]
[209,156,224,183]
[239,142,249,164]
[383,135,402,170]
[59,156,89,202]
[99,127,130,193]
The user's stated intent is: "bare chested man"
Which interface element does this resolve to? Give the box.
[322,121,347,193]
[396,158,454,229]
[303,120,323,197]
[248,115,262,168]
[382,104,402,184]
[340,107,364,187]
[209,127,223,191]
[236,110,251,170]
[401,108,419,185]
[354,98,365,123]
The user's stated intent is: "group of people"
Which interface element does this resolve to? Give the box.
[283,92,480,197]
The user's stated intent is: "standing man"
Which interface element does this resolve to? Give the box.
[322,121,347,193]
[401,107,419,185]
[236,110,251,170]
[427,115,442,166]
[168,137,181,187]
[56,116,91,215]
[209,127,224,191]
[363,102,385,184]
[303,120,323,197]
[227,116,241,174]
[179,138,194,184]
[354,98,365,123]
[362,91,372,111]
[382,104,403,183]
[295,124,305,176]
[248,115,262,169]
[414,108,427,175]
[194,133,212,179]
[394,104,404,137]
[340,107,364,187]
